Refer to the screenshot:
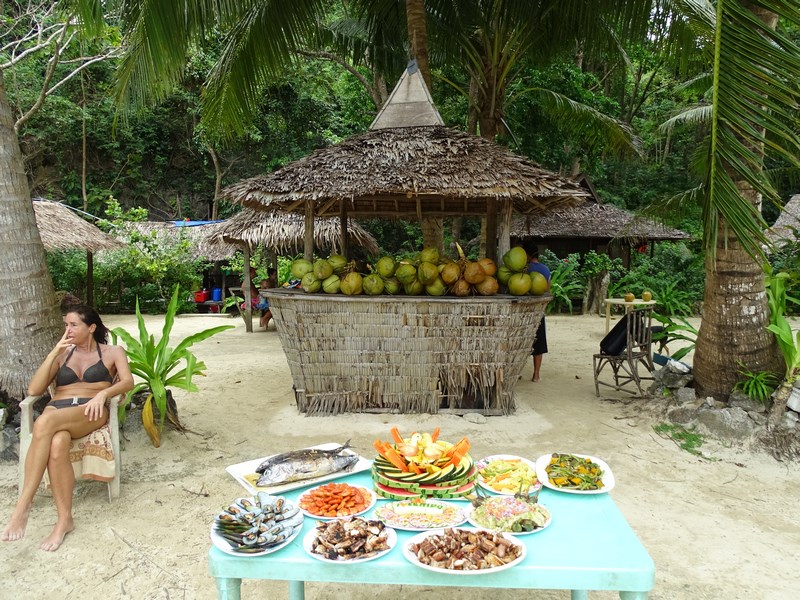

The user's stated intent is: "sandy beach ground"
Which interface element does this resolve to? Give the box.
[1,311,798,600]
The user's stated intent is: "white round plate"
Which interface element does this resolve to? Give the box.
[210,520,302,557]
[403,528,526,574]
[464,501,551,535]
[374,499,467,531]
[535,453,615,494]
[475,454,541,496]
[297,484,376,519]
[303,523,397,563]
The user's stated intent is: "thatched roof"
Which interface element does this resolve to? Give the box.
[511,200,692,242]
[223,126,590,219]
[122,221,232,261]
[206,209,380,256]
[768,194,800,245]
[370,60,444,129]
[32,199,124,251]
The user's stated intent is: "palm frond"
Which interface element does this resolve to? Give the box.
[660,104,712,135]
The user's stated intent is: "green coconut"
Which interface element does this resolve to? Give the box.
[425,277,447,296]
[363,273,385,295]
[313,259,334,280]
[418,246,440,265]
[503,247,528,272]
[291,258,313,279]
[382,277,401,295]
[328,255,348,273]
[497,265,513,285]
[301,272,322,293]
[395,263,418,285]
[507,272,532,296]
[530,272,548,296]
[375,256,397,278]
[340,272,363,295]
[404,279,424,296]
[322,274,341,294]
[417,261,439,285]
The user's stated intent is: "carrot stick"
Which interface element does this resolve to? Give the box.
[390,427,404,444]
[431,427,440,442]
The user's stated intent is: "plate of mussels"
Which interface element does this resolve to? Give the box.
[210,492,304,556]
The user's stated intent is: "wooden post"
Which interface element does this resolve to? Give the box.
[243,246,252,333]
[498,201,512,261]
[304,204,314,262]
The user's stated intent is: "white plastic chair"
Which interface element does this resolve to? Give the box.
[18,393,121,503]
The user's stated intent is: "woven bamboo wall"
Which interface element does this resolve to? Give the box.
[265,290,548,415]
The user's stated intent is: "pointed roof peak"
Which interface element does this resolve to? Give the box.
[370,59,444,130]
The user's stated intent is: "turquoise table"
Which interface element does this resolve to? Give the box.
[208,471,654,599]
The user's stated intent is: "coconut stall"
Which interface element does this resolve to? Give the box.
[222,66,589,415]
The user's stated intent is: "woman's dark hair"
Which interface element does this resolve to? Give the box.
[66,304,109,344]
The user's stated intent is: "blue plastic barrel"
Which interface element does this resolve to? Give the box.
[211,287,222,302]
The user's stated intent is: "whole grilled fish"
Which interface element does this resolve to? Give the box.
[255,441,358,486]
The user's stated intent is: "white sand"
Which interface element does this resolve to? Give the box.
[1,312,798,599]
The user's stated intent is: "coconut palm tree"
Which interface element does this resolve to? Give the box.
[0,1,106,397]
[665,0,800,399]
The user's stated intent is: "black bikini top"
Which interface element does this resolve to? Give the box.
[55,345,113,386]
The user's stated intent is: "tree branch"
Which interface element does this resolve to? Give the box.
[294,48,381,110]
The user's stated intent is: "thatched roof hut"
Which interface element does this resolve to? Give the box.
[768,194,800,246]
[206,209,380,256]
[123,221,233,261]
[223,125,589,219]
[33,199,123,251]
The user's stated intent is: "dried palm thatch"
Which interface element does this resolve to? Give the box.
[267,290,548,415]
[223,126,590,218]
[122,221,233,261]
[206,208,380,256]
[767,194,800,247]
[33,199,123,251]
[511,200,692,243]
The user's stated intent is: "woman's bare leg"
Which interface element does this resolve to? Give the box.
[41,431,75,551]
[2,407,105,543]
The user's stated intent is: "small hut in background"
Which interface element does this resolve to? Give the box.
[768,194,800,248]
[510,175,692,267]
[32,199,124,306]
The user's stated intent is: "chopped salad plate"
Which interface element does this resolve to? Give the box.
[225,442,372,495]
[374,499,468,531]
[535,453,615,495]
[465,498,551,535]
[475,454,541,496]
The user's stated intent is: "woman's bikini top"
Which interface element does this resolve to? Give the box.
[55,345,113,386]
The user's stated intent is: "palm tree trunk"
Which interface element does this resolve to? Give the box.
[0,71,62,398]
[693,189,783,399]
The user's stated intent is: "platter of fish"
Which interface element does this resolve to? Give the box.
[210,492,304,556]
[403,527,526,574]
[304,517,397,563]
[226,441,372,495]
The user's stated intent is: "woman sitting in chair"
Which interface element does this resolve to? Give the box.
[2,305,133,551]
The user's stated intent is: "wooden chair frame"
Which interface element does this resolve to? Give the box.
[593,307,655,397]
[18,392,121,503]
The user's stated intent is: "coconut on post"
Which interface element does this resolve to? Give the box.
[222,62,589,415]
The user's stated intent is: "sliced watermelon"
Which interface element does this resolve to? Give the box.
[374,482,420,500]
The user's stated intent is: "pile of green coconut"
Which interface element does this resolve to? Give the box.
[290,246,548,297]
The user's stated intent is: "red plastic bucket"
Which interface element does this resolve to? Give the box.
[193,290,209,303]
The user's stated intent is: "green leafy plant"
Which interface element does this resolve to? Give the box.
[111,285,234,447]
[732,364,778,403]
[222,294,243,314]
[543,253,584,314]
[649,280,694,316]
[652,313,698,361]
[653,423,708,457]
[763,271,800,425]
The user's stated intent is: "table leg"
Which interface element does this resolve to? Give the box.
[619,592,649,600]
[288,580,305,600]
[215,577,242,600]
[571,591,589,600]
